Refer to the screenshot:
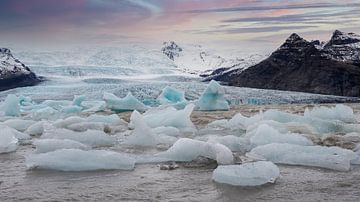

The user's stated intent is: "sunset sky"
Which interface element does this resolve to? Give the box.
[1,0,360,51]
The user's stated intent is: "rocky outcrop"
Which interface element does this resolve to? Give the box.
[211,30,360,97]
[0,48,41,91]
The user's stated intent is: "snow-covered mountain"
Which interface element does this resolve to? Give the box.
[161,41,266,76]
[320,30,360,65]
[0,48,40,91]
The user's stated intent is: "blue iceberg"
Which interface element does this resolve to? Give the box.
[197,80,229,111]
[103,92,148,112]
[157,86,187,109]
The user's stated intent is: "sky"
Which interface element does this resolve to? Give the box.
[1,0,360,51]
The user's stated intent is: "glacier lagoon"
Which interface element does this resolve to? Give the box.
[2,61,360,201]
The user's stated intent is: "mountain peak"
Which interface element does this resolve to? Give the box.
[279,33,312,50]
[326,30,360,46]
[0,48,11,55]
[161,41,183,61]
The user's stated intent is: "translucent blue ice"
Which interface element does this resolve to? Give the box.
[196,80,229,111]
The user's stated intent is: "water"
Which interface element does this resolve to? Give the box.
[1,145,360,201]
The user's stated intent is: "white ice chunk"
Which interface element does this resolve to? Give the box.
[212,161,280,186]
[82,101,106,113]
[248,143,357,171]
[1,94,20,116]
[351,144,360,164]
[103,92,148,112]
[304,104,357,123]
[42,100,72,110]
[0,128,18,153]
[4,119,36,132]
[61,105,83,114]
[26,149,135,171]
[140,104,195,131]
[207,135,250,152]
[196,80,229,111]
[86,114,125,125]
[124,111,157,146]
[152,126,181,137]
[33,139,90,153]
[248,124,313,146]
[156,138,233,165]
[66,122,106,132]
[25,121,48,136]
[53,116,86,128]
[30,107,59,121]
[228,112,263,129]
[42,124,115,147]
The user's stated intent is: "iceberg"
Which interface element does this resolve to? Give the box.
[124,111,157,146]
[212,161,280,186]
[33,139,90,153]
[4,119,36,132]
[1,94,20,116]
[30,107,59,121]
[41,124,115,147]
[103,92,148,112]
[156,138,233,165]
[196,80,229,111]
[61,105,83,114]
[157,86,187,108]
[72,95,86,106]
[247,143,357,171]
[139,104,195,131]
[304,104,357,123]
[86,114,125,125]
[0,128,18,153]
[206,135,250,152]
[66,122,107,132]
[53,116,86,128]
[248,124,313,147]
[82,101,106,113]
[26,149,136,171]
[152,126,181,137]
[25,121,48,136]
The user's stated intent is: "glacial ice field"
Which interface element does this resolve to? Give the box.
[2,56,360,201]
[2,73,360,200]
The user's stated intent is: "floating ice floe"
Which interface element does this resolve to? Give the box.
[247,124,313,147]
[1,94,20,117]
[53,116,86,128]
[138,104,195,132]
[81,101,106,113]
[3,118,36,132]
[157,86,187,109]
[33,139,90,153]
[61,105,83,114]
[125,111,178,146]
[26,149,136,171]
[247,143,357,171]
[42,100,72,110]
[41,124,115,147]
[125,111,157,146]
[0,128,18,153]
[72,95,86,106]
[304,104,357,123]
[103,92,148,112]
[351,144,360,164]
[25,121,49,136]
[212,161,280,186]
[86,114,125,125]
[205,135,250,152]
[155,138,234,165]
[196,80,229,111]
[29,107,59,121]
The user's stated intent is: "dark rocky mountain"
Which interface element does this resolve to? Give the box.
[0,48,41,91]
[211,30,360,97]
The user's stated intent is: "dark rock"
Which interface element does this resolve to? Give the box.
[0,48,41,91]
[211,30,360,97]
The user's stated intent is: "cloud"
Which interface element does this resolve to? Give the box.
[186,2,360,13]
